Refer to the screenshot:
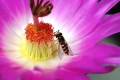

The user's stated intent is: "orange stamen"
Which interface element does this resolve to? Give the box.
[25,21,54,44]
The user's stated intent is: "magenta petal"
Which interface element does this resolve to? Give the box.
[77,12,120,51]
[105,57,120,65]
[0,0,32,30]
[21,71,45,80]
[0,49,14,65]
[62,0,97,33]
[0,50,23,80]
[50,0,81,20]
[96,13,120,28]
[56,68,90,80]
[63,43,120,74]
[45,0,98,31]
[0,0,27,22]
[95,0,120,16]
[0,67,22,80]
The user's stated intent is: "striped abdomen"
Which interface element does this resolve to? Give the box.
[60,42,69,55]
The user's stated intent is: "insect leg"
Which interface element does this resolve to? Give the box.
[48,39,58,49]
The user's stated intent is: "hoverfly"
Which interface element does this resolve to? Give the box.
[54,30,73,59]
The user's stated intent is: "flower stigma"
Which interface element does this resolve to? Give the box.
[20,0,57,61]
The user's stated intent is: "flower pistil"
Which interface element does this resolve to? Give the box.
[20,0,57,61]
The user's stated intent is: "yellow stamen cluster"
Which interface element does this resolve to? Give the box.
[21,39,57,61]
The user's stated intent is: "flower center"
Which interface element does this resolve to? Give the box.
[20,0,57,61]
[21,21,57,61]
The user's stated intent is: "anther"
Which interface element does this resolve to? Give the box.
[29,0,53,17]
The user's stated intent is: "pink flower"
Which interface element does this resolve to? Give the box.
[0,0,120,80]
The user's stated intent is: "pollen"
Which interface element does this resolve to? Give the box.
[25,21,54,44]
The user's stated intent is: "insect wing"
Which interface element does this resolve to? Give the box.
[67,44,73,56]
[57,42,64,60]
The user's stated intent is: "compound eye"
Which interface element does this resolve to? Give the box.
[60,33,62,35]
